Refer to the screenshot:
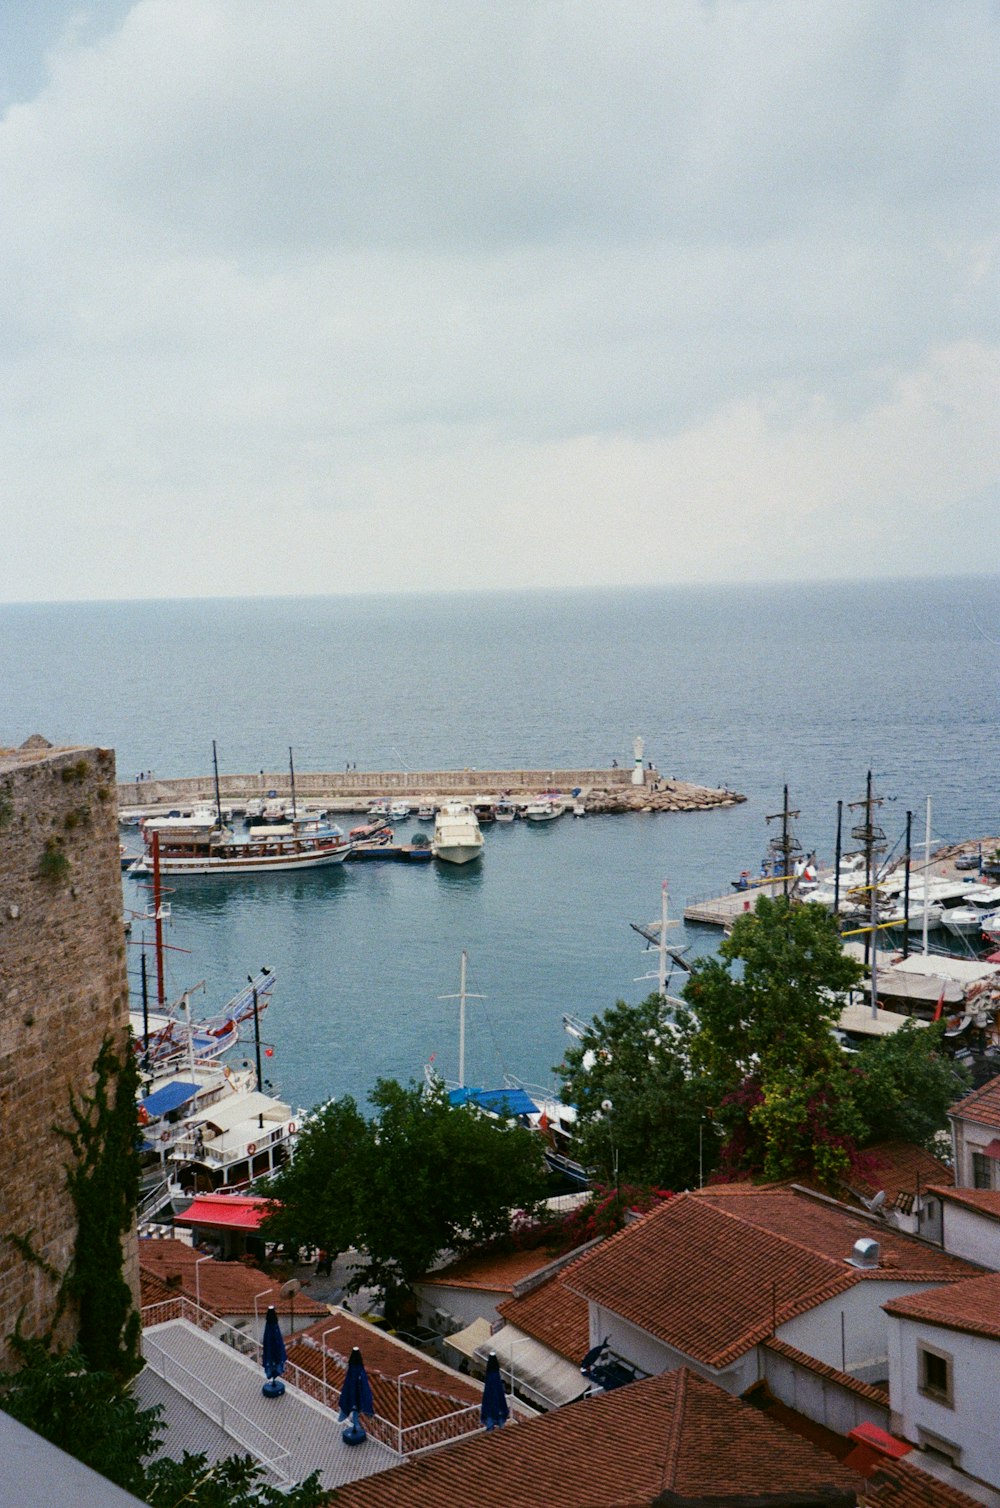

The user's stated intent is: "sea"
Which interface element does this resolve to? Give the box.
[3,577,998,1117]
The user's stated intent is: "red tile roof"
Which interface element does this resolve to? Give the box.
[419,1246,553,1293]
[496,1275,590,1363]
[285,1340,478,1435]
[862,1456,988,1507]
[854,1141,954,1207]
[694,1185,977,1282]
[562,1194,857,1369]
[931,1183,1000,1222]
[327,1367,861,1507]
[949,1074,1000,1130]
[884,1270,1000,1340]
[138,1238,327,1319]
[292,1309,480,1406]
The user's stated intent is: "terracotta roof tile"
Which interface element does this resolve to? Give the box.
[292,1309,480,1406]
[949,1074,1000,1130]
[862,1456,988,1507]
[327,1367,860,1508]
[562,1194,857,1369]
[138,1238,328,1319]
[496,1275,590,1364]
[419,1247,553,1293]
[931,1183,1000,1222]
[884,1270,1000,1340]
[855,1141,954,1205]
[694,1185,977,1282]
[285,1340,477,1433]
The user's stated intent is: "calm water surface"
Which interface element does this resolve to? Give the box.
[3,579,998,1111]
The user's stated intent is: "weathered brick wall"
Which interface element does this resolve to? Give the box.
[0,743,136,1365]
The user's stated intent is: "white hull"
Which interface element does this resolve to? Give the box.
[433,843,483,865]
[144,844,351,876]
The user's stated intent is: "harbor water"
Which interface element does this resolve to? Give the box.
[3,577,998,1113]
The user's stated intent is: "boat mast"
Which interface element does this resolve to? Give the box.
[849,771,886,1019]
[922,796,932,957]
[902,809,912,961]
[289,747,298,821]
[459,950,467,1088]
[212,739,223,826]
[152,830,166,1007]
[658,881,669,997]
[833,799,843,918]
[765,785,801,898]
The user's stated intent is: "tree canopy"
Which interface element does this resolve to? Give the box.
[557,895,969,1191]
[557,993,711,1190]
[263,1077,549,1313]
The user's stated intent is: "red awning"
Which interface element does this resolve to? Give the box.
[174,1195,274,1233]
[983,1140,1000,1160]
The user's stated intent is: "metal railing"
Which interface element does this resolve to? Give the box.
[142,1330,292,1483]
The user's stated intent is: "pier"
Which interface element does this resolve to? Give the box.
[683,876,792,929]
[118,767,745,818]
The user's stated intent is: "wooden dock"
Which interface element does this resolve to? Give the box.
[683,877,793,929]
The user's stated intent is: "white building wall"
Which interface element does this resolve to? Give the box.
[941,1203,1000,1270]
[760,1347,890,1437]
[415,1283,506,1332]
[589,1304,758,1395]
[888,1314,1000,1488]
[778,1281,949,1384]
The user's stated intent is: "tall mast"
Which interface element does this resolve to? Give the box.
[849,770,886,1018]
[833,799,843,918]
[902,809,913,961]
[289,747,298,821]
[459,950,467,1089]
[923,796,932,957]
[212,739,223,826]
[765,785,801,898]
[152,830,166,1007]
[658,881,669,997]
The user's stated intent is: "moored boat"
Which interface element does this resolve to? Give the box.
[135,809,353,876]
[523,798,560,822]
[432,801,484,864]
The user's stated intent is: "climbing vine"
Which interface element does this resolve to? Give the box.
[56,1034,143,1380]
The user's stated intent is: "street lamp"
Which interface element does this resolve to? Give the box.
[194,1253,212,1312]
[321,1325,341,1407]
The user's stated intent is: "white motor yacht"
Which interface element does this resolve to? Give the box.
[432,801,484,864]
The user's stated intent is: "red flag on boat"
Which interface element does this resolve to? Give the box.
[932,986,946,1022]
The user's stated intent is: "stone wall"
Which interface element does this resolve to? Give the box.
[0,741,135,1366]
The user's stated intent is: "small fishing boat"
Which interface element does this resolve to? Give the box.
[389,801,412,820]
[417,804,436,821]
[523,798,560,822]
[494,800,517,823]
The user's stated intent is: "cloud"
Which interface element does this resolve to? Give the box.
[1,1,998,600]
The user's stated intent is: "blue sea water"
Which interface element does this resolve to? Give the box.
[3,578,998,1114]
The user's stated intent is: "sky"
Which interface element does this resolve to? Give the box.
[1,0,998,602]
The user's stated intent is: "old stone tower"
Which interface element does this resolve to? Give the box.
[0,738,136,1367]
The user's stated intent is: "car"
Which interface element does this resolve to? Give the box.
[955,853,981,871]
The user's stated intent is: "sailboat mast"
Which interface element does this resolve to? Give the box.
[289,747,298,820]
[923,796,932,957]
[152,830,166,1007]
[212,739,223,826]
[459,950,467,1089]
[902,809,912,961]
[659,881,668,997]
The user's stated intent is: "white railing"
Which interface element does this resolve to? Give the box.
[141,1298,492,1457]
[142,1331,292,1483]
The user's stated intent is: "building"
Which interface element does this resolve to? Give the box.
[949,1077,1000,1193]
[0,737,135,1366]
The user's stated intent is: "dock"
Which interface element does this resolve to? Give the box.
[683,876,795,929]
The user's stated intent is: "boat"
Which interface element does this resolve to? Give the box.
[432,802,484,864]
[168,1084,299,1193]
[131,969,275,1070]
[523,799,560,822]
[416,804,436,821]
[473,801,496,825]
[938,886,1000,938]
[494,800,517,823]
[134,811,353,876]
[389,801,412,821]
[367,799,391,820]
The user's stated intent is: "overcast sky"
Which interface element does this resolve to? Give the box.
[2,1,998,602]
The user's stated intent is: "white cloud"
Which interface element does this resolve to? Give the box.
[1,1,998,600]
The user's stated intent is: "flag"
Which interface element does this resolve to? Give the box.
[933,986,945,1022]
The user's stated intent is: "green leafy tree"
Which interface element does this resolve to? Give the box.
[851,1020,971,1149]
[264,1077,548,1315]
[678,896,864,1184]
[557,994,712,1190]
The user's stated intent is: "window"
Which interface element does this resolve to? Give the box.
[918,1343,954,1408]
[973,1151,993,1189]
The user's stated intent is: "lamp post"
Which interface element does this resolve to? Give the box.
[601,1099,619,1200]
[396,1368,418,1451]
[194,1253,212,1313]
[321,1325,341,1407]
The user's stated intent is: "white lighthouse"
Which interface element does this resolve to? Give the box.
[632,735,645,786]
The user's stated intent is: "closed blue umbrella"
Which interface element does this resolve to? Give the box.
[261,1305,287,1398]
[338,1346,374,1445]
[480,1350,509,1431]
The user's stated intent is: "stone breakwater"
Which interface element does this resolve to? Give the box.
[583,779,745,814]
[117,766,745,815]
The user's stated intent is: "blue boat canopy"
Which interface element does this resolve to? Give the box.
[449,1086,539,1117]
[141,1080,201,1117]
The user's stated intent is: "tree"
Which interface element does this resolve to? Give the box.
[556,993,712,1190]
[851,1020,971,1149]
[677,896,864,1184]
[263,1077,548,1315]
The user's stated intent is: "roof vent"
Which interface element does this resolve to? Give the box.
[846,1237,881,1269]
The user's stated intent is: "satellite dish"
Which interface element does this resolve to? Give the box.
[280,1279,302,1298]
[865,1190,886,1214]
